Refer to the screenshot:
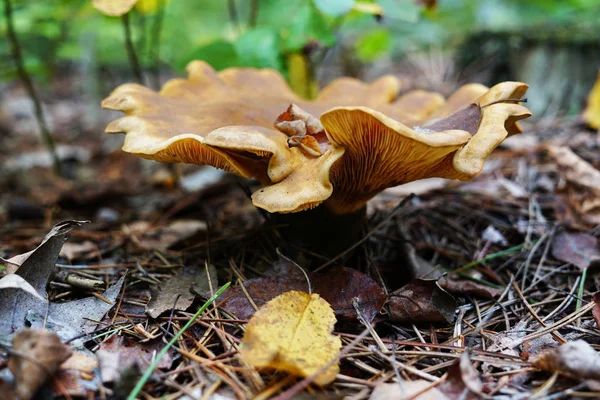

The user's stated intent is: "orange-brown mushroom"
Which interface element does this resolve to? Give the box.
[102,60,531,218]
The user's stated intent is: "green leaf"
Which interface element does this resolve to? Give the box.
[234,27,282,70]
[178,40,239,71]
[377,0,421,22]
[355,28,390,61]
[282,2,336,52]
[313,0,355,16]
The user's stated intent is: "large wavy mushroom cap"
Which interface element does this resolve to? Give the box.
[103,60,531,214]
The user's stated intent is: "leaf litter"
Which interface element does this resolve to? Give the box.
[3,118,600,398]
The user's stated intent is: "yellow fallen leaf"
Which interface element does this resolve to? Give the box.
[583,70,600,130]
[240,290,341,385]
[92,0,138,16]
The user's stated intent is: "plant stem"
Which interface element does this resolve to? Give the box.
[121,12,143,83]
[249,0,259,27]
[227,0,240,33]
[127,282,231,400]
[3,0,61,175]
[149,0,165,89]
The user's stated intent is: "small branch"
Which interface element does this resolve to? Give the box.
[121,12,143,83]
[4,0,61,174]
[149,0,165,89]
[249,0,259,27]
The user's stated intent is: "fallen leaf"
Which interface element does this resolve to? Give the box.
[370,381,449,400]
[96,335,173,384]
[92,0,138,16]
[388,279,456,324]
[438,351,482,399]
[438,276,502,300]
[0,380,17,400]
[593,292,600,328]
[125,219,207,250]
[551,231,600,270]
[55,351,99,397]
[8,329,72,400]
[216,266,385,322]
[547,145,600,226]
[240,290,341,386]
[59,241,97,261]
[583,70,600,130]
[0,274,44,301]
[0,221,125,345]
[146,265,217,318]
[531,340,600,381]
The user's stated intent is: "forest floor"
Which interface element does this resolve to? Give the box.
[2,80,600,399]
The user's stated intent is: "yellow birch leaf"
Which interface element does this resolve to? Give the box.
[583,71,600,130]
[240,290,342,386]
[92,0,139,16]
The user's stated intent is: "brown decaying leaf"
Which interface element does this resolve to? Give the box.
[369,381,448,400]
[593,292,600,328]
[531,340,600,381]
[55,352,99,397]
[8,329,72,400]
[96,335,173,383]
[146,265,217,318]
[240,291,342,386]
[438,351,482,399]
[388,279,456,324]
[0,379,17,400]
[0,220,125,343]
[215,266,386,322]
[437,276,502,299]
[422,103,482,135]
[551,230,600,270]
[92,0,138,16]
[547,145,600,226]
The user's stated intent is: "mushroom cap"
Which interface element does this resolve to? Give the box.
[102,61,531,214]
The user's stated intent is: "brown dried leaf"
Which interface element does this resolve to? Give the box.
[146,265,217,318]
[0,379,17,400]
[547,145,600,226]
[438,276,502,299]
[216,266,386,322]
[438,351,482,399]
[370,381,449,400]
[531,340,600,381]
[593,292,600,328]
[96,335,173,383]
[8,329,72,400]
[55,352,99,397]
[551,231,600,270]
[422,104,482,135]
[388,279,456,324]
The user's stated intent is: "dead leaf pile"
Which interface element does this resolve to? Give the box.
[240,290,342,385]
[532,340,600,384]
[7,329,72,400]
[547,145,600,226]
[217,266,386,322]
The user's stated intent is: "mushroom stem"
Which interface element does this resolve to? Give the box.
[272,205,367,266]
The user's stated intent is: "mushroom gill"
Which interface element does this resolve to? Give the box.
[102,60,531,216]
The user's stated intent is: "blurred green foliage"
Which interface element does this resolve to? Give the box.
[1,0,599,85]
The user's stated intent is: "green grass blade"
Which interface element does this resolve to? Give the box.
[128,282,231,400]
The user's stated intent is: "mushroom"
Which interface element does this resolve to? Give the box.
[102,60,531,257]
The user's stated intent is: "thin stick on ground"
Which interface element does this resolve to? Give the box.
[3,0,61,175]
